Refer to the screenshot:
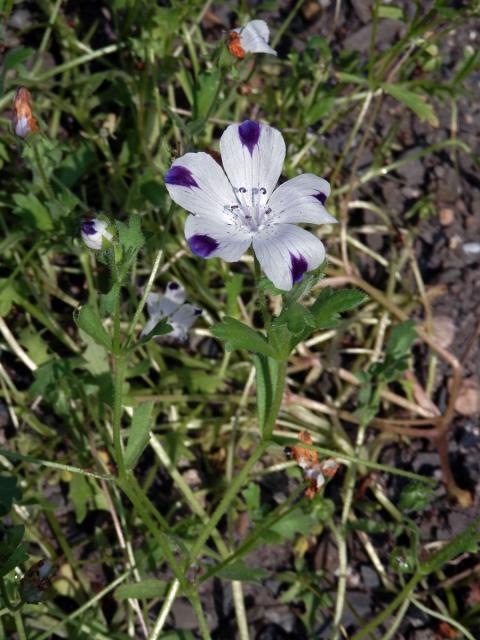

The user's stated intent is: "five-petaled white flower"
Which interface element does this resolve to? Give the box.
[228,20,277,59]
[165,120,336,291]
[141,282,202,342]
[81,218,113,250]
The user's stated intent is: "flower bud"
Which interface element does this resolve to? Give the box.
[13,87,39,138]
[81,218,114,250]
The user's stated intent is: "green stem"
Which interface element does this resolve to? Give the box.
[119,479,189,591]
[149,578,180,640]
[32,142,55,201]
[188,589,213,640]
[112,356,127,480]
[352,573,422,640]
[262,360,287,441]
[13,610,27,640]
[332,419,368,639]
[186,440,269,563]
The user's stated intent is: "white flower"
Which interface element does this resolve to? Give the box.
[228,20,277,58]
[165,120,336,291]
[141,282,202,341]
[81,218,113,250]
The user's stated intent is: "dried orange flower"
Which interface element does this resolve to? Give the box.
[286,431,340,499]
[13,87,39,138]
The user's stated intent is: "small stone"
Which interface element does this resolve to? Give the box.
[463,242,480,255]
[351,0,372,23]
[439,207,455,226]
[449,235,462,249]
[431,315,455,349]
[453,378,480,416]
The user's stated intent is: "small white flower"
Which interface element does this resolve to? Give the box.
[228,19,277,58]
[165,120,336,291]
[81,218,113,250]
[141,282,202,341]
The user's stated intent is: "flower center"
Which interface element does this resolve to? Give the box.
[224,186,272,233]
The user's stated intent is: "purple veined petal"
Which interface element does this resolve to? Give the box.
[220,121,286,203]
[268,174,337,226]
[290,253,308,284]
[164,152,237,223]
[252,223,326,290]
[81,220,96,235]
[165,165,199,188]
[313,192,327,205]
[80,218,112,250]
[188,234,219,257]
[164,282,187,306]
[185,214,252,262]
[236,20,277,56]
[238,120,261,155]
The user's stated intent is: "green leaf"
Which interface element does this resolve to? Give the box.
[0,280,17,311]
[0,475,21,517]
[125,401,155,470]
[134,318,173,348]
[226,273,244,317]
[378,5,403,20]
[100,283,120,316]
[68,474,91,524]
[0,525,25,564]
[382,84,439,127]
[2,47,34,72]
[117,215,145,256]
[216,561,270,583]
[242,483,261,517]
[306,96,335,125]
[386,319,416,360]
[0,542,29,577]
[336,72,368,85]
[399,482,434,513]
[211,317,278,358]
[284,303,316,336]
[13,193,53,231]
[115,578,167,600]
[311,287,366,329]
[270,508,315,540]
[194,69,220,120]
[74,305,112,351]
[253,354,278,433]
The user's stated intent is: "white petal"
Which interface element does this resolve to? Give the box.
[184,214,252,262]
[220,121,285,204]
[165,152,236,222]
[169,304,202,341]
[236,20,277,56]
[146,286,185,319]
[268,174,337,225]
[252,224,326,291]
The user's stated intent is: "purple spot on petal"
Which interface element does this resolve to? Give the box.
[238,120,260,155]
[165,165,198,188]
[81,220,96,235]
[194,308,202,316]
[290,253,308,284]
[188,234,219,258]
[168,282,180,290]
[313,191,327,205]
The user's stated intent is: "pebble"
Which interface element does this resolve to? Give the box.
[463,242,480,255]
[439,207,455,226]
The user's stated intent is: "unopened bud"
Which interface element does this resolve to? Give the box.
[81,218,114,250]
